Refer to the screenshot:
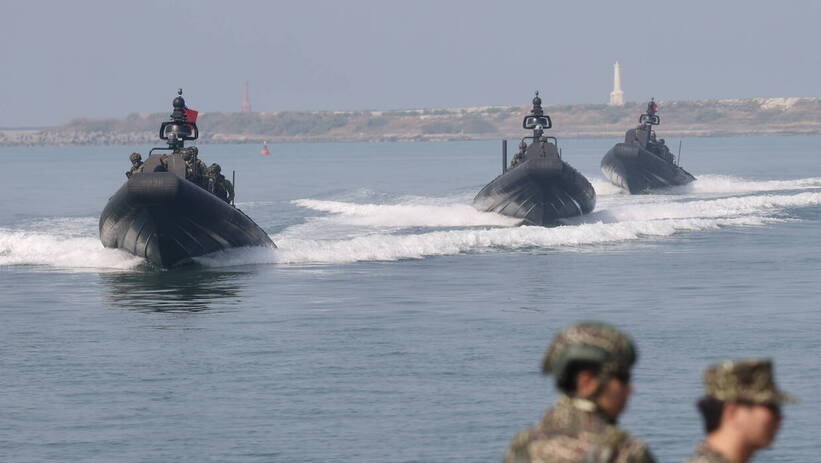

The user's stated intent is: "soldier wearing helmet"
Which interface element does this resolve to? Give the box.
[206,163,234,204]
[503,321,655,463]
[510,140,528,168]
[181,146,207,187]
[683,359,795,463]
[125,152,143,178]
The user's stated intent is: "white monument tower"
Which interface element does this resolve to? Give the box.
[609,61,624,106]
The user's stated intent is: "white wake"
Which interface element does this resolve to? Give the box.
[293,198,521,227]
[0,228,143,270]
[2,176,819,269]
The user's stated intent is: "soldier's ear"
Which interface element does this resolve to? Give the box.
[721,402,745,428]
[575,370,600,397]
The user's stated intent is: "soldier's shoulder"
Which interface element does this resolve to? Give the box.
[502,428,535,463]
[503,427,583,463]
[602,425,655,463]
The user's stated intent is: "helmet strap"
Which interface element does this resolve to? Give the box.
[572,366,611,401]
[583,362,620,399]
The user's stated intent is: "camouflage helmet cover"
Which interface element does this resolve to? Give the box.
[542,321,637,385]
[703,359,796,405]
[208,163,221,174]
[129,152,142,162]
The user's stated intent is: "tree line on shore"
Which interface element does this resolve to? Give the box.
[2,98,820,146]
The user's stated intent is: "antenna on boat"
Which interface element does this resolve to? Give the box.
[232,170,236,207]
[677,140,683,166]
[502,139,508,173]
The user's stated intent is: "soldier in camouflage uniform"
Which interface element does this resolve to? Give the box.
[125,152,143,178]
[206,163,234,204]
[683,359,795,463]
[510,140,528,167]
[180,146,207,187]
[503,321,655,463]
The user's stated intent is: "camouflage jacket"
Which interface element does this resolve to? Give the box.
[126,163,143,178]
[208,174,234,203]
[503,396,655,463]
[682,443,731,463]
[186,159,208,185]
[222,177,234,203]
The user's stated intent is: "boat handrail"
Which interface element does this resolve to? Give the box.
[521,135,558,146]
[148,146,175,156]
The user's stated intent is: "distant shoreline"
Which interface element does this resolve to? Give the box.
[2,97,820,146]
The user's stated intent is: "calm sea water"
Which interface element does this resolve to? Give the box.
[1,137,819,462]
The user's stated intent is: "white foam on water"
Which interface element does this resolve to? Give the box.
[392,191,478,205]
[588,177,627,196]
[591,174,821,197]
[684,175,821,195]
[235,201,276,208]
[293,199,521,228]
[588,192,821,223]
[193,190,821,267]
[6,177,821,270]
[196,214,777,267]
[0,229,143,270]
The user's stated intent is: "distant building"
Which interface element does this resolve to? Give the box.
[241,80,252,113]
[609,62,624,106]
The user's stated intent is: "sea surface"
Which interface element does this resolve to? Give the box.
[1,137,819,462]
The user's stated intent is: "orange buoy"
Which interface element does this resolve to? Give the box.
[260,141,270,156]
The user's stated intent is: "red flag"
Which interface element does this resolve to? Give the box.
[184,108,199,123]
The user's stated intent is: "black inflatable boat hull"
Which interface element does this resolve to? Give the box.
[99,172,274,268]
[601,143,696,194]
[473,157,596,226]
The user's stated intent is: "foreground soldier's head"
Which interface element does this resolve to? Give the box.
[686,359,795,463]
[502,321,654,463]
[542,321,637,421]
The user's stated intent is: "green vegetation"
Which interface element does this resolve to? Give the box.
[421,122,457,134]
[4,97,818,145]
[365,117,389,128]
[461,118,496,134]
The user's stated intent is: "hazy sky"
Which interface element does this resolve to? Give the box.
[1,0,819,126]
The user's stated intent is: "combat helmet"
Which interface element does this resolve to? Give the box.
[208,163,221,175]
[703,359,796,405]
[180,147,197,161]
[542,321,637,391]
[129,152,142,162]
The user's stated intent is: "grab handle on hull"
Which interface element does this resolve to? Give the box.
[677,140,683,166]
[502,140,508,174]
